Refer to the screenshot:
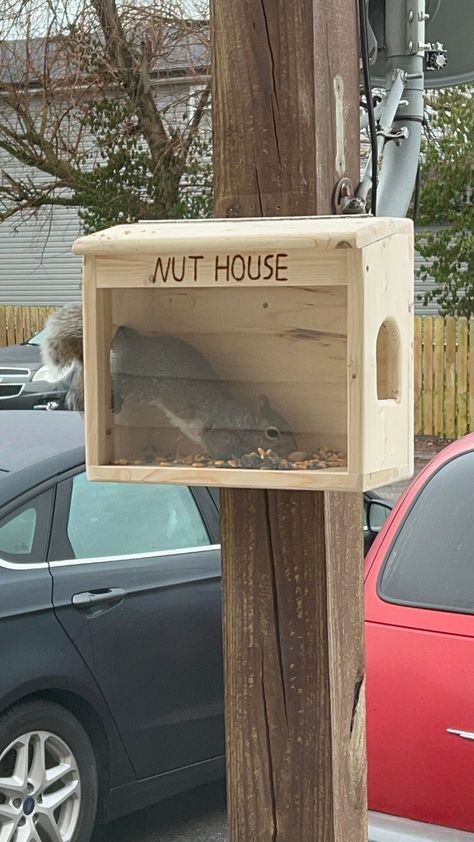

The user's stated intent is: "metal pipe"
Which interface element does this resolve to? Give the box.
[358,69,407,202]
[377,0,425,216]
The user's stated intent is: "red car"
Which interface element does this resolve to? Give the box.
[366,433,474,841]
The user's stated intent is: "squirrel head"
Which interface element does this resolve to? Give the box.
[254,395,297,457]
[202,394,297,461]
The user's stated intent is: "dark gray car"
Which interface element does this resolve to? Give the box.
[0,412,389,842]
[0,412,224,842]
[0,329,69,409]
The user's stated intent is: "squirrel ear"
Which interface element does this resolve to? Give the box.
[258,394,270,412]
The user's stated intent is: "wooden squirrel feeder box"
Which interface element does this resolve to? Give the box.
[73,216,414,491]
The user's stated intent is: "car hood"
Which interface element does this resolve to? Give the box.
[0,343,42,367]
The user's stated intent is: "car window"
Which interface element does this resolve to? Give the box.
[67,472,211,559]
[27,328,47,345]
[0,491,53,564]
[379,451,474,614]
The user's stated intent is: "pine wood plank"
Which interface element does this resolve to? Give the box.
[433,316,444,437]
[456,318,468,437]
[422,317,433,435]
[445,316,456,438]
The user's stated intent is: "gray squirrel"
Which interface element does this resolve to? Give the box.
[41,304,297,460]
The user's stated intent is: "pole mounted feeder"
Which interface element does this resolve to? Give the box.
[73,1,417,840]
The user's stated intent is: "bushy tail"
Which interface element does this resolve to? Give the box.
[41,304,84,411]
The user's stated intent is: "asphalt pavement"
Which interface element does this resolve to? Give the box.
[97,782,227,842]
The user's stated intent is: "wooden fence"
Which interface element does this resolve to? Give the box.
[415,315,474,439]
[1,306,473,440]
[0,305,58,348]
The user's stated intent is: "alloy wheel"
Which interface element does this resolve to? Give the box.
[0,730,81,842]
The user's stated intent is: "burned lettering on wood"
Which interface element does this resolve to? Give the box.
[215,253,289,282]
[151,252,289,284]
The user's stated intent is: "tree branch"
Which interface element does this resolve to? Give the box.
[92,0,171,169]
[182,81,210,158]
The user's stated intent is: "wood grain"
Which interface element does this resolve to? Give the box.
[456,318,468,437]
[433,316,444,436]
[0,306,6,348]
[445,316,456,439]
[221,488,366,842]
[422,317,433,434]
[414,316,422,433]
[470,320,474,434]
[212,0,368,840]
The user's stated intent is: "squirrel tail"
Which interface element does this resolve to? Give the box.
[41,304,84,411]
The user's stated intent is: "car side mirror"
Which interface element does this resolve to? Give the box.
[367,499,392,534]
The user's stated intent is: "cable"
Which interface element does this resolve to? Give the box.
[359,0,378,215]
[427,0,442,25]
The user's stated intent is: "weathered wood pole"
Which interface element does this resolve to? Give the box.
[212,1,367,841]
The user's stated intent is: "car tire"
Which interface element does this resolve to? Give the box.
[0,699,98,842]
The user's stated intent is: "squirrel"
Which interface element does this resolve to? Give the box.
[42,304,297,460]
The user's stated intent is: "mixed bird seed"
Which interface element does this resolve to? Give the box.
[113,447,347,470]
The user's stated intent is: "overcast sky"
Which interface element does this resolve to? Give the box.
[2,0,209,40]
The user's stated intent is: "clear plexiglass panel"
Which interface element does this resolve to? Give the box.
[106,286,348,474]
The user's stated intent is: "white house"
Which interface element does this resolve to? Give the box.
[0,35,436,314]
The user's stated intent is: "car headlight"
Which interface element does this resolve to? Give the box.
[32,365,61,384]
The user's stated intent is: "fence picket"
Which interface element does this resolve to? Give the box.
[433,316,444,436]
[0,306,6,348]
[0,304,55,348]
[457,318,468,437]
[422,317,433,434]
[16,309,25,344]
[22,306,32,342]
[445,317,456,439]
[414,316,422,434]
[30,307,40,337]
[6,307,15,347]
[470,320,474,435]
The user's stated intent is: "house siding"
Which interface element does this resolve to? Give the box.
[0,78,204,307]
[0,204,82,305]
[0,81,437,313]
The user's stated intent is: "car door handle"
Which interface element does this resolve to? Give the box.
[72,588,126,610]
[447,728,474,741]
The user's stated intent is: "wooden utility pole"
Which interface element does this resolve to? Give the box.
[212,2,367,841]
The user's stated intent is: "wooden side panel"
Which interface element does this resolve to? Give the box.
[361,235,414,481]
[346,250,364,477]
[82,258,113,469]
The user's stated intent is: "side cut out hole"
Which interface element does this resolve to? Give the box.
[376,319,400,401]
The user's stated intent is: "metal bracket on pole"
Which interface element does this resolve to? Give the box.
[377,126,409,144]
[357,0,432,217]
[333,178,367,215]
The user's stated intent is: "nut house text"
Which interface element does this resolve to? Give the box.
[152,253,289,284]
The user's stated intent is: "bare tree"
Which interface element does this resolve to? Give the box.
[0,0,211,231]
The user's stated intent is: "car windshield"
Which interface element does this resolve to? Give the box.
[27,328,47,345]
[379,450,474,614]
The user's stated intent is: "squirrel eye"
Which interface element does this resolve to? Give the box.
[265,426,280,440]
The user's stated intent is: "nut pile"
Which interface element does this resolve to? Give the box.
[113,447,347,471]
